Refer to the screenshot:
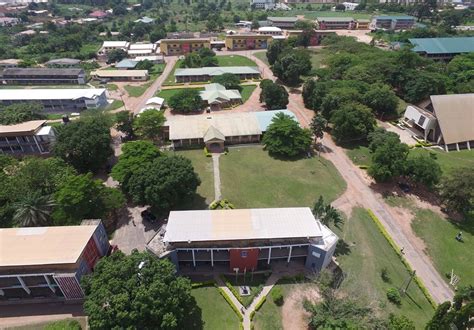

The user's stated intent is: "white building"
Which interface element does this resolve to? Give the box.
[98,41,130,56]
[251,0,275,10]
[258,26,283,35]
[342,2,359,10]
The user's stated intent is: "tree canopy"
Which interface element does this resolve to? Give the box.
[83,251,201,329]
[272,49,312,86]
[439,169,474,216]
[331,102,375,144]
[168,89,203,113]
[262,113,312,158]
[133,109,165,141]
[368,134,409,182]
[211,73,242,92]
[0,102,45,125]
[259,80,288,110]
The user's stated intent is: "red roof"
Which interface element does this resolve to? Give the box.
[89,10,108,18]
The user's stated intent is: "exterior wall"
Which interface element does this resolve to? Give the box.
[160,40,211,56]
[304,244,328,271]
[0,133,54,156]
[356,21,370,29]
[2,72,86,85]
[176,72,259,83]
[0,96,106,113]
[229,248,259,271]
[225,36,271,50]
[268,20,297,29]
[318,20,355,30]
[53,274,84,300]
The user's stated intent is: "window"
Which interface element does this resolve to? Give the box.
[241,251,248,258]
[312,251,321,258]
[417,116,426,126]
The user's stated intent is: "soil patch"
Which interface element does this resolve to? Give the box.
[281,284,320,330]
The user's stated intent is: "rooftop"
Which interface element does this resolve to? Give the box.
[0,120,46,136]
[258,26,282,32]
[115,59,138,69]
[0,88,106,101]
[160,38,210,43]
[163,207,323,243]
[102,41,129,48]
[200,83,242,104]
[267,16,299,22]
[91,70,148,78]
[1,68,84,76]
[0,224,98,268]
[316,17,354,22]
[45,58,81,65]
[129,43,156,50]
[254,110,297,131]
[409,37,474,54]
[175,66,260,77]
[374,15,415,20]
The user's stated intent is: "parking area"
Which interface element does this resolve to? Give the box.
[377,120,418,146]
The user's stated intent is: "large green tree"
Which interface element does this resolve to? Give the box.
[126,155,201,214]
[362,83,399,118]
[168,89,203,113]
[266,39,288,66]
[53,116,113,173]
[272,49,311,86]
[115,111,135,139]
[439,169,474,216]
[406,153,442,188]
[260,80,288,110]
[82,251,201,329]
[312,195,343,228]
[331,102,375,144]
[262,113,312,158]
[211,73,242,92]
[368,138,409,182]
[12,192,55,227]
[0,102,45,125]
[133,109,165,141]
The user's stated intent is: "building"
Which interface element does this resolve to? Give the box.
[134,16,154,24]
[45,58,81,68]
[251,0,275,10]
[0,220,109,302]
[141,97,164,112]
[402,93,474,151]
[98,41,130,56]
[408,37,474,61]
[342,2,359,10]
[0,120,55,155]
[316,17,356,30]
[160,38,211,56]
[356,19,370,29]
[267,16,299,29]
[257,26,283,35]
[370,15,416,31]
[200,83,242,110]
[0,16,20,26]
[0,88,108,113]
[164,109,296,151]
[115,59,138,70]
[90,70,148,82]
[133,55,164,64]
[1,68,86,85]
[0,59,21,69]
[225,34,273,50]
[127,43,157,57]
[174,66,260,83]
[154,208,338,273]
[287,30,335,46]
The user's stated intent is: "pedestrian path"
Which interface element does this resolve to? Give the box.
[212,154,222,201]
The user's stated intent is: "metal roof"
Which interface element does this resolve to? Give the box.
[163,208,323,243]
[175,66,260,77]
[45,58,81,65]
[431,93,474,145]
[102,41,129,48]
[316,17,354,22]
[129,43,156,50]
[203,125,225,142]
[0,88,106,101]
[0,120,46,136]
[200,83,242,104]
[374,15,415,20]
[115,59,138,69]
[0,224,98,267]
[267,16,299,22]
[2,68,84,76]
[91,70,148,78]
[409,37,474,55]
[254,109,297,132]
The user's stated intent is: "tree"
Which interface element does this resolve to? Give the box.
[133,110,165,141]
[368,138,409,182]
[439,169,474,216]
[251,19,259,30]
[259,80,288,110]
[181,52,202,68]
[135,59,154,71]
[272,49,312,86]
[310,113,327,149]
[107,49,127,63]
[53,173,124,225]
[362,83,399,118]
[111,140,161,191]
[126,155,201,214]
[406,154,442,188]
[53,116,113,173]
[168,89,203,113]
[211,73,242,92]
[388,314,415,330]
[0,102,45,125]
[12,192,55,227]
[368,128,400,152]
[312,195,343,228]
[331,103,375,144]
[262,113,312,158]
[115,111,134,139]
[198,47,217,67]
[320,87,361,119]
[82,251,201,329]
[266,40,288,66]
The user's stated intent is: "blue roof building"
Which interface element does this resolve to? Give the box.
[255,109,298,132]
[409,37,474,60]
[115,59,138,69]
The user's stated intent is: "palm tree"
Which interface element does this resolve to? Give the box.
[312,195,344,228]
[12,192,55,227]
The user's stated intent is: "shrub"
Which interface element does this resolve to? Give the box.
[204,147,212,157]
[217,287,243,321]
[44,320,82,330]
[271,287,284,306]
[381,267,390,283]
[254,295,267,311]
[387,288,402,305]
[220,275,244,305]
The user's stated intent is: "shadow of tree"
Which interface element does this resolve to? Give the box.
[183,296,204,330]
[334,239,351,257]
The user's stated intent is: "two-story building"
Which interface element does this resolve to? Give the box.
[316,17,356,30]
[160,39,211,56]
[267,16,299,29]
[370,15,416,31]
[225,34,273,50]
[1,68,86,85]
[0,120,55,156]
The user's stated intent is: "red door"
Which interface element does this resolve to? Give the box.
[229,248,259,272]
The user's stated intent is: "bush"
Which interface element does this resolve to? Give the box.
[204,147,212,157]
[191,280,215,288]
[381,267,391,283]
[387,288,402,305]
[220,275,244,305]
[254,295,267,311]
[271,287,284,306]
[217,287,243,321]
[210,199,235,210]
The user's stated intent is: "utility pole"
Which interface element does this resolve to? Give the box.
[402,270,416,294]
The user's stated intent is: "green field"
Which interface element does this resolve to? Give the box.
[219,146,346,208]
[240,84,257,102]
[163,60,183,85]
[8,318,87,330]
[332,208,434,328]
[346,145,371,167]
[124,84,149,97]
[106,99,124,111]
[191,286,240,330]
[223,273,270,307]
[216,55,257,67]
[174,149,214,208]
[253,51,269,66]
[308,49,325,70]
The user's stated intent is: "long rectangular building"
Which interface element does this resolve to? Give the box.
[371,15,415,30]
[316,17,356,30]
[409,37,474,60]
[160,38,211,56]
[0,88,108,113]
[1,68,86,85]
[155,208,338,273]
[90,70,149,82]
[174,66,260,83]
[0,220,110,303]
[225,34,273,50]
[0,120,55,156]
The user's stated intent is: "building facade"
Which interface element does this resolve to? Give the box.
[160,39,211,56]
[267,16,299,29]
[174,66,260,83]
[0,89,108,113]
[1,68,86,85]
[287,30,335,46]
[409,37,474,61]
[98,41,130,56]
[225,34,273,50]
[251,0,275,9]
[0,120,55,156]
[371,15,416,30]
[153,208,338,273]
[0,220,110,303]
[90,70,149,82]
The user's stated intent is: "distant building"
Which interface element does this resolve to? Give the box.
[1,68,86,85]
[257,26,283,35]
[0,59,21,69]
[115,59,138,70]
[370,15,416,31]
[0,88,108,113]
[342,2,359,10]
[98,41,130,56]
[90,70,149,82]
[251,0,275,10]
[152,207,338,273]
[287,30,335,46]
[225,34,273,50]
[174,66,260,83]
[316,17,356,30]
[0,120,55,156]
[142,97,164,111]
[134,16,154,24]
[0,16,20,26]
[356,19,370,29]
[133,55,164,64]
[200,83,242,110]
[403,93,474,151]
[267,16,299,29]
[0,220,110,302]
[127,43,157,57]
[159,38,211,56]
[89,10,108,19]
[409,37,474,61]
[45,58,81,68]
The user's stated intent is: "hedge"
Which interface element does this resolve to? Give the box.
[254,295,267,311]
[219,275,244,305]
[191,280,215,288]
[217,287,243,322]
[204,147,212,157]
[366,209,437,309]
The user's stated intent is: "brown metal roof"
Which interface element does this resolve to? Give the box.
[0,120,46,136]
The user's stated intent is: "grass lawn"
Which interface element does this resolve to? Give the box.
[106,99,124,111]
[219,146,346,208]
[191,286,240,330]
[308,49,325,69]
[156,87,204,103]
[106,83,118,91]
[253,51,269,66]
[9,318,87,330]
[223,273,270,307]
[346,145,371,167]
[332,208,434,328]
[216,55,257,67]
[46,113,64,120]
[163,60,183,86]
[240,84,257,103]
[124,84,149,98]
[409,149,474,176]
[174,149,214,208]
